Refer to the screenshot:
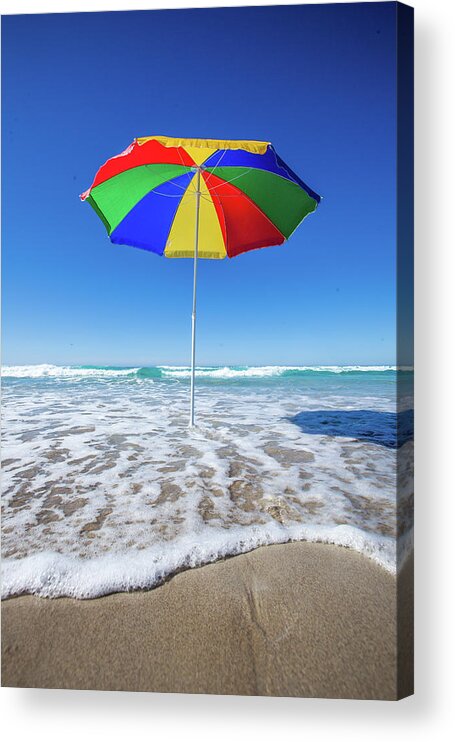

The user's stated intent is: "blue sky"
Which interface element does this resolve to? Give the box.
[2,3,398,366]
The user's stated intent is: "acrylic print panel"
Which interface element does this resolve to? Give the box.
[1,2,414,699]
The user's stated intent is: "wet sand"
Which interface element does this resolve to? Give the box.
[1,542,413,699]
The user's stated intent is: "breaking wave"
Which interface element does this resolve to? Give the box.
[2,363,400,380]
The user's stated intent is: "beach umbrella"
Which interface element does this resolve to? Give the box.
[81,135,320,426]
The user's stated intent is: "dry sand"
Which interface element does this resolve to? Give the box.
[1,542,413,699]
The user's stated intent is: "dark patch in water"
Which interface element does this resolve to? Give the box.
[287,409,413,448]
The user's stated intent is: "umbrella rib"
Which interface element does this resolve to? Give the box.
[151,191,187,197]
[173,145,206,194]
[206,167,254,191]
[203,149,227,187]
[204,170,287,250]
[175,145,190,170]
[206,167,321,200]
[150,170,197,197]
[143,164,190,192]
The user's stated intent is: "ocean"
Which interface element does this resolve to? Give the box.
[1,364,414,598]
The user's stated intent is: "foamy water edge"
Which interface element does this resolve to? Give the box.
[2,522,408,600]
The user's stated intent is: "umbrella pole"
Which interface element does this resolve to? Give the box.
[189,167,201,427]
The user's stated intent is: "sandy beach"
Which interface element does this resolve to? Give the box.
[1,542,413,699]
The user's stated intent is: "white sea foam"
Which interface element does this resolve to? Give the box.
[1,364,139,378]
[160,365,396,378]
[2,523,396,599]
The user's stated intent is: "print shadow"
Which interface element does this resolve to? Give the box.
[287,409,414,448]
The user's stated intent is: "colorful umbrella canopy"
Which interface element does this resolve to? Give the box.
[80,135,320,259]
[81,135,320,425]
